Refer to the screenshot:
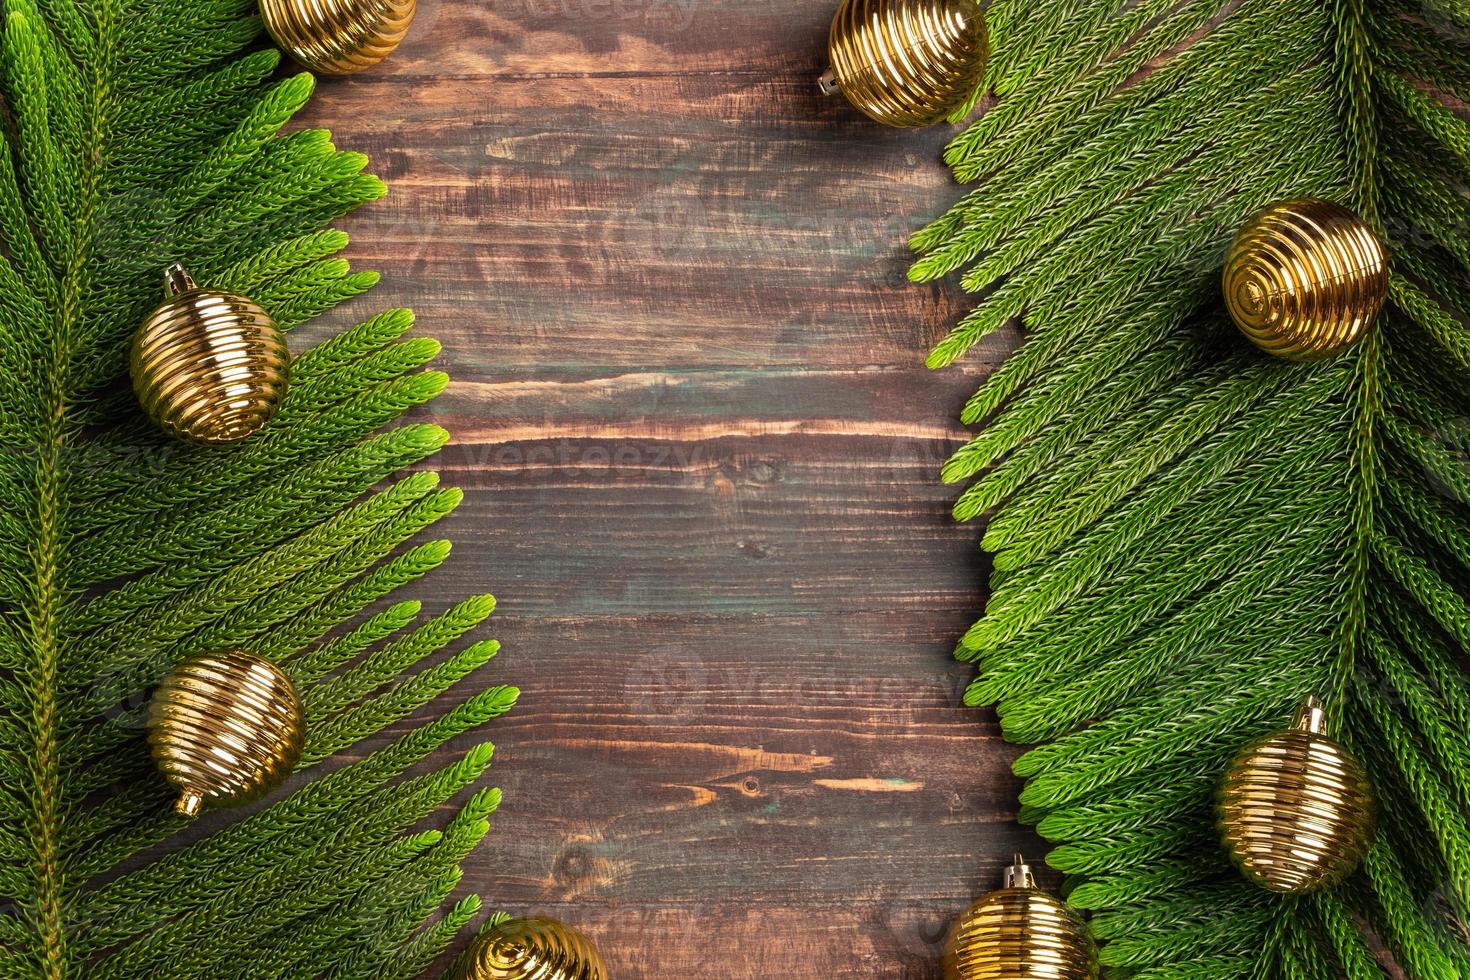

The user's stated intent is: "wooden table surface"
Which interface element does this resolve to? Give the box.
[292,1,1038,974]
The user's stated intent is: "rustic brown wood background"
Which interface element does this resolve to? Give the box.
[292,1,1038,974]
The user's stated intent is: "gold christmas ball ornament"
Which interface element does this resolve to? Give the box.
[147,650,305,819]
[455,917,607,980]
[818,0,987,127]
[261,0,416,75]
[942,854,1098,980]
[1222,198,1389,361]
[1218,696,1376,894]
[131,264,289,444]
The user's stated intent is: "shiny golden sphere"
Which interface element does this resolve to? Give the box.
[819,0,987,127]
[261,0,417,75]
[1218,697,1376,894]
[1223,198,1389,360]
[147,650,305,819]
[131,264,288,444]
[943,856,1097,980]
[455,917,607,980]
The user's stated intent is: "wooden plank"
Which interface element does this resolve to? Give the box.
[304,71,985,371]
[286,0,1044,973]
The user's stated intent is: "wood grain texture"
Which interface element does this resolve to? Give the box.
[288,1,1040,974]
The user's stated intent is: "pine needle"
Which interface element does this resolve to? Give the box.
[924,0,1470,974]
[0,0,510,974]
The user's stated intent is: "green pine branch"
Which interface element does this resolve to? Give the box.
[0,0,514,976]
[923,0,1470,975]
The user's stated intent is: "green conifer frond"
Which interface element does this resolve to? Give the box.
[922,0,1470,974]
[0,0,514,975]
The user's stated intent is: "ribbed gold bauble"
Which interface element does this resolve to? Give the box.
[818,0,987,127]
[131,264,289,444]
[1222,198,1389,361]
[1217,696,1376,894]
[455,917,607,980]
[261,0,416,75]
[147,650,305,819]
[942,854,1098,980]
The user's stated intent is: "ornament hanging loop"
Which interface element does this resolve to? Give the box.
[176,790,204,819]
[817,67,840,96]
[1294,694,1327,735]
[1002,852,1035,889]
[164,262,196,297]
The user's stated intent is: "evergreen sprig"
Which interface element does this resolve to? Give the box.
[920,0,1470,975]
[0,1,514,976]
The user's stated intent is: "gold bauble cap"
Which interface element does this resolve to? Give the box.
[819,0,987,128]
[1223,198,1389,361]
[147,650,305,818]
[130,264,289,444]
[261,0,417,76]
[1218,696,1377,893]
[942,854,1098,980]
[455,917,607,980]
